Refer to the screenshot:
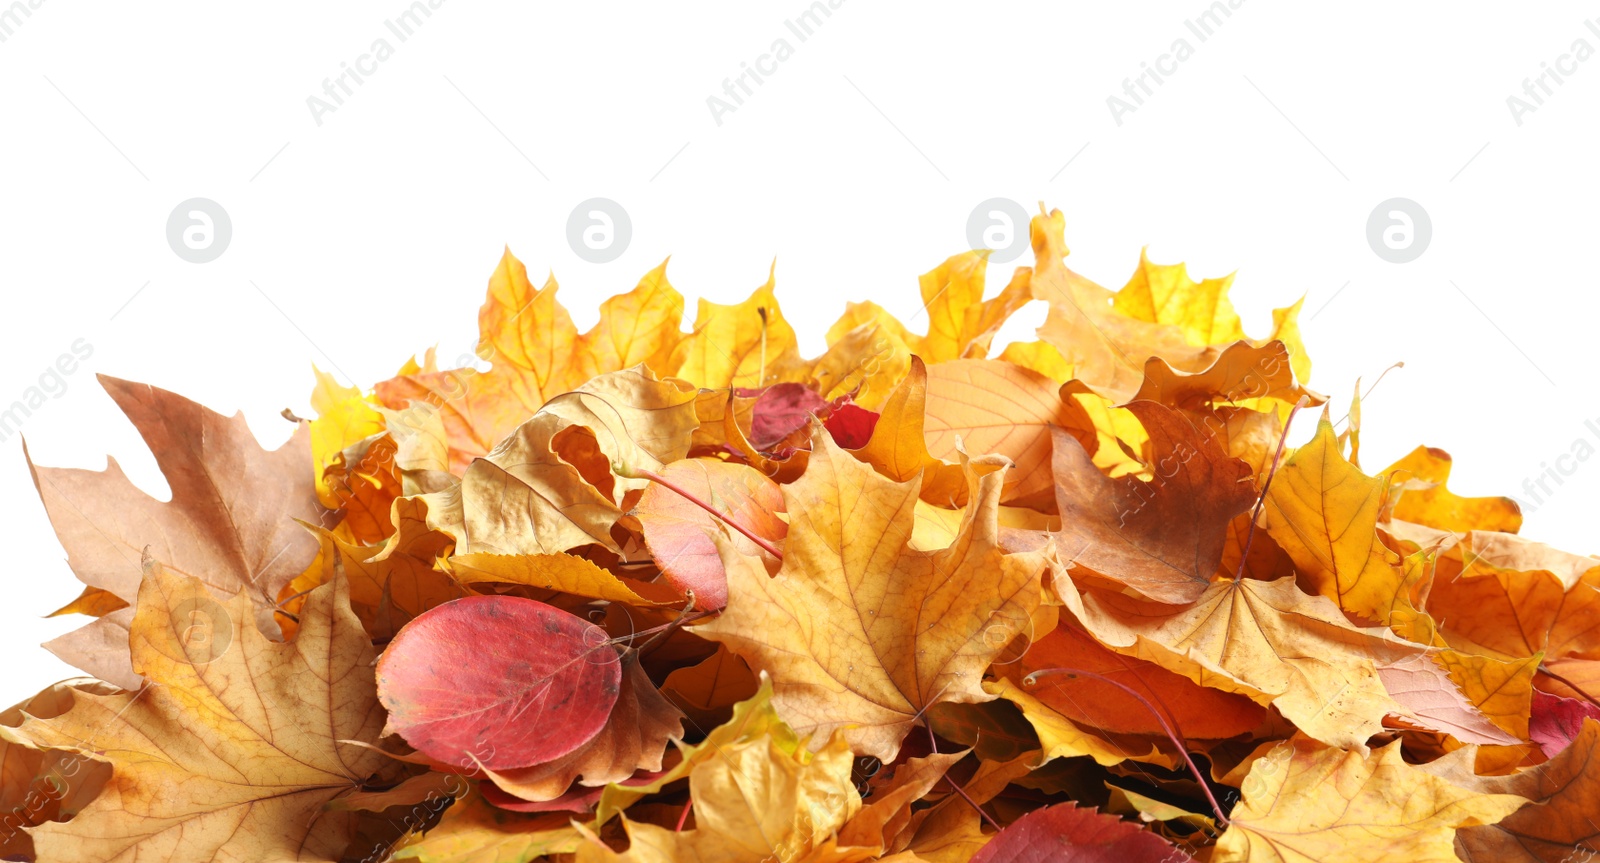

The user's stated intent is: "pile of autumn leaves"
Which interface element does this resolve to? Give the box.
[5,207,1597,863]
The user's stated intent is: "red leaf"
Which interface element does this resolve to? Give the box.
[745,383,829,450]
[824,402,880,449]
[1530,688,1600,759]
[971,802,1191,863]
[376,596,621,770]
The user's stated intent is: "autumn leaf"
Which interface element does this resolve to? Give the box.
[660,645,761,731]
[0,681,114,860]
[634,458,787,609]
[852,355,967,505]
[1015,623,1267,741]
[1384,446,1523,534]
[474,649,683,803]
[671,266,799,390]
[447,366,698,557]
[28,375,325,688]
[1376,652,1520,746]
[308,365,386,511]
[1529,690,1600,759]
[1055,575,1422,749]
[696,427,1049,761]
[971,801,1191,863]
[394,793,580,862]
[1261,411,1404,622]
[573,722,864,863]
[376,252,687,471]
[922,358,1093,509]
[376,595,622,770]
[3,559,388,861]
[1050,400,1258,604]
[448,551,685,607]
[1213,736,1525,862]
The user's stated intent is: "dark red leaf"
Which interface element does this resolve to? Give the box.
[746,383,830,450]
[375,596,621,770]
[970,802,1191,863]
[824,402,880,449]
[1531,688,1600,759]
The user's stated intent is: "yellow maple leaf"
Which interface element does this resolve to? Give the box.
[1213,736,1525,862]
[696,427,1048,761]
[1261,412,1404,622]
[1056,575,1421,749]
[672,266,799,390]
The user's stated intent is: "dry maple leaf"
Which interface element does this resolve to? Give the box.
[4,559,387,862]
[391,787,582,862]
[1383,445,1523,534]
[573,703,867,863]
[0,681,114,860]
[696,427,1049,762]
[1261,410,1409,624]
[377,252,686,471]
[1055,575,1423,749]
[28,375,324,688]
[1050,399,1258,604]
[1213,736,1525,863]
[670,266,800,390]
[921,357,1092,509]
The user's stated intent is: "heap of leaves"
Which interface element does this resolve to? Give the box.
[6,205,1597,863]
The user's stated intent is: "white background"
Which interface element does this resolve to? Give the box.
[1,1,1597,702]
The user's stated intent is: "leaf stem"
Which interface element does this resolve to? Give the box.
[1539,664,1600,712]
[1234,395,1309,582]
[924,721,1002,832]
[675,797,693,831]
[604,609,720,648]
[1024,666,1229,826]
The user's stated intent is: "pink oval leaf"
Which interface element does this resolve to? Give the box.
[635,459,786,609]
[971,802,1192,863]
[376,595,621,770]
